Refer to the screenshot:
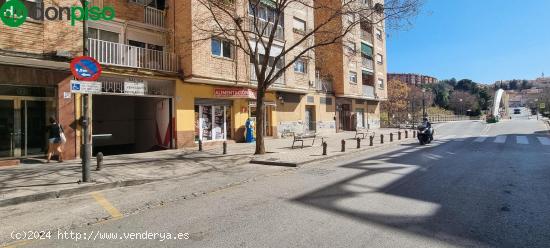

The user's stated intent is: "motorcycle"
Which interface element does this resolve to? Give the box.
[417,125,434,145]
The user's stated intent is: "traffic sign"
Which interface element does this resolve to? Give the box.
[70,80,102,94]
[70,56,102,81]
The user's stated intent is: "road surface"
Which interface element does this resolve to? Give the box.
[2,120,550,248]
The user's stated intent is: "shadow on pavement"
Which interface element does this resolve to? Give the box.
[292,132,550,247]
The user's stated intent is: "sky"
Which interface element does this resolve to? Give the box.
[386,0,550,84]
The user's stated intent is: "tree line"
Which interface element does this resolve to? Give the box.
[382,78,493,126]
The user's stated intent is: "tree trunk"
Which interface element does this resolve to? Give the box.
[254,88,266,155]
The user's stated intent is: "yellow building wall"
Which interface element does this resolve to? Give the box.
[175,81,276,147]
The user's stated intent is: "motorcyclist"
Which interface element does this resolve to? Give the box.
[422,117,434,140]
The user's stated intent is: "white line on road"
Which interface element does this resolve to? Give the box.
[537,137,550,146]
[494,136,507,144]
[474,136,488,143]
[516,136,529,145]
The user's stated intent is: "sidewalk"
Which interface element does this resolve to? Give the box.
[0,128,415,207]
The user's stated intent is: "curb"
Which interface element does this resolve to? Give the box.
[0,179,159,208]
[250,133,418,167]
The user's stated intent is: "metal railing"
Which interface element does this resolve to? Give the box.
[144,6,165,28]
[362,85,375,98]
[88,38,178,72]
[248,16,284,41]
[250,64,285,85]
[362,57,374,71]
[314,77,333,93]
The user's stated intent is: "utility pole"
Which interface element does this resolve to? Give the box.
[81,0,91,183]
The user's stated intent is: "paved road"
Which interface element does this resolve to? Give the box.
[4,120,550,248]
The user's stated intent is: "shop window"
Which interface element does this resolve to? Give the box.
[195,104,231,141]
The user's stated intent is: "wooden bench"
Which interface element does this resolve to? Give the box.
[355,128,375,139]
[292,132,324,149]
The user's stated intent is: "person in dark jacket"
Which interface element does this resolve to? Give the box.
[47,117,64,163]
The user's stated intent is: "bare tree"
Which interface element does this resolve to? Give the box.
[193,0,422,154]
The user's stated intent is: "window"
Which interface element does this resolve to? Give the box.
[378,78,384,89]
[88,28,120,43]
[294,58,306,73]
[376,28,383,40]
[211,38,232,59]
[128,40,164,51]
[344,40,356,54]
[293,17,306,33]
[349,71,357,84]
[376,53,383,64]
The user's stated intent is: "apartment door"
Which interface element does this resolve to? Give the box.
[356,109,365,129]
[338,104,352,131]
[0,97,54,158]
[305,106,316,132]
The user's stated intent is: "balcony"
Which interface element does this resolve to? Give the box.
[248,16,284,41]
[362,57,374,71]
[314,72,333,93]
[250,64,285,85]
[361,29,374,43]
[363,85,375,99]
[144,6,165,28]
[88,38,178,73]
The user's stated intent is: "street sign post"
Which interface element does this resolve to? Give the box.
[70,56,102,183]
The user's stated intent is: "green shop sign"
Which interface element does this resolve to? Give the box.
[1,0,115,28]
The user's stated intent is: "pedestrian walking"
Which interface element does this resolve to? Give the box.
[46,117,66,163]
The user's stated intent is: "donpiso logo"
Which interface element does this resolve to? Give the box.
[0,0,115,28]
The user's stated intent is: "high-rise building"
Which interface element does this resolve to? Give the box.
[388,73,438,86]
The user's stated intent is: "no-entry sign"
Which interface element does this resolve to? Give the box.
[70,56,102,81]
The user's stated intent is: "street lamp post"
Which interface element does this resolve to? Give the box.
[422,88,426,118]
[459,98,463,116]
[535,99,539,120]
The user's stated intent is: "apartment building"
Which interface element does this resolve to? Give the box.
[314,0,388,131]
[388,73,438,86]
[0,0,179,161]
[174,0,336,147]
[1,0,389,161]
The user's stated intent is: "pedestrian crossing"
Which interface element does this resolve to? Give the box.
[437,135,550,146]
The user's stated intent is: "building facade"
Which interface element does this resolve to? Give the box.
[1,0,388,161]
[388,73,438,86]
[314,0,388,130]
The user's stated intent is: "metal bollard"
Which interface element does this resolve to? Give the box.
[198,140,203,151]
[369,136,374,146]
[356,138,361,149]
[223,141,227,155]
[398,131,402,140]
[390,133,394,142]
[405,130,409,139]
[322,142,327,155]
[96,152,103,171]
[380,134,384,144]
[341,139,346,152]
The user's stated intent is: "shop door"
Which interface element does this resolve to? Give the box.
[0,98,52,158]
[305,106,316,132]
[0,100,15,158]
[356,109,364,129]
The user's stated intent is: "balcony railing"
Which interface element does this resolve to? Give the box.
[362,57,374,71]
[361,29,374,43]
[250,64,285,85]
[314,74,334,93]
[363,85,375,98]
[144,6,165,28]
[88,38,178,72]
[248,16,284,41]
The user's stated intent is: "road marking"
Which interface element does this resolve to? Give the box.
[494,136,507,144]
[91,192,123,219]
[537,137,550,146]
[516,136,529,145]
[474,136,488,142]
